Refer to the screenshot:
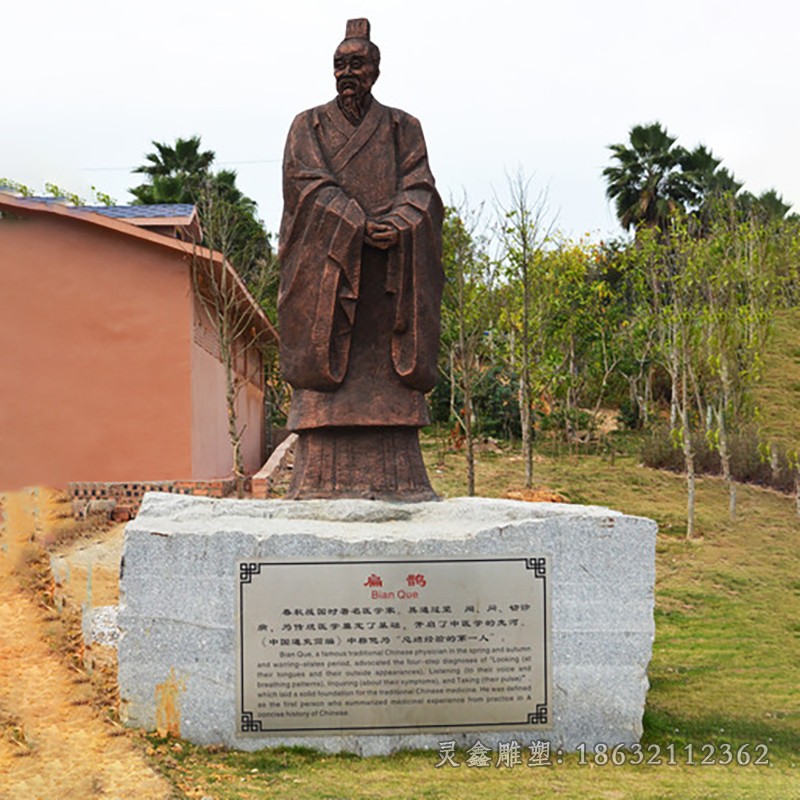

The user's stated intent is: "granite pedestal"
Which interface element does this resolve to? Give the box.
[118,494,656,756]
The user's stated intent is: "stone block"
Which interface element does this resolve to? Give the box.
[118,493,656,755]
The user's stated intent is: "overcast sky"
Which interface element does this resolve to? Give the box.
[3,0,798,241]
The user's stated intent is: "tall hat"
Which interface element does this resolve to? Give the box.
[344,18,370,40]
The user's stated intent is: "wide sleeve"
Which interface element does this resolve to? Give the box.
[382,112,445,393]
[277,110,367,390]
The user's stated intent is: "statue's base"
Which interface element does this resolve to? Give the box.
[118,495,656,756]
[287,426,436,501]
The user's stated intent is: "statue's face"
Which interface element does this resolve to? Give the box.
[333,39,378,101]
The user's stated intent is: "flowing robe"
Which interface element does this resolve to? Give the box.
[278,97,444,431]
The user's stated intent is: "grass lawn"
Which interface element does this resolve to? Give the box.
[142,439,799,799]
[756,306,800,449]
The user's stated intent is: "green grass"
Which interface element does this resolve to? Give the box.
[144,736,798,799]
[757,307,800,448]
[144,440,800,799]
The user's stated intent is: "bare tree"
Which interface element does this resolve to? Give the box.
[636,222,702,538]
[496,171,555,488]
[191,181,278,497]
[440,199,495,496]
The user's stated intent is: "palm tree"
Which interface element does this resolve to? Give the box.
[680,148,742,233]
[130,136,215,204]
[680,145,722,205]
[737,189,793,224]
[211,168,258,213]
[603,123,695,232]
[129,136,272,280]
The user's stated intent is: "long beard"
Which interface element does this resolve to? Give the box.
[339,92,370,125]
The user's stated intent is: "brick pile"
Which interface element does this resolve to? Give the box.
[69,478,237,520]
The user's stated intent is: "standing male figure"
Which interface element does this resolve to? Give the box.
[278,18,444,500]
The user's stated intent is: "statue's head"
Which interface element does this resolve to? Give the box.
[334,18,380,104]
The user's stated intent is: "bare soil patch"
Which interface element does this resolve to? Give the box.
[0,488,173,799]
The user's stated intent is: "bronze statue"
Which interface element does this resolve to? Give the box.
[278,18,443,500]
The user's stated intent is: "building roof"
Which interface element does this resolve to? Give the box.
[80,203,195,219]
[0,195,194,220]
[4,197,202,239]
[7,195,71,206]
[77,203,202,241]
[0,192,277,344]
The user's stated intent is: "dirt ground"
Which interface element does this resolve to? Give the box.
[0,488,174,800]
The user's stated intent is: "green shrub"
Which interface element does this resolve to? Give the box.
[641,424,797,493]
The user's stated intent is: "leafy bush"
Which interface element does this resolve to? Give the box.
[641,424,797,493]
[617,398,643,430]
[539,407,595,437]
[428,366,522,440]
[473,366,521,440]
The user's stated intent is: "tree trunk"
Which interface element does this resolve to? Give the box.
[520,372,533,489]
[670,373,679,431]
[685,439,696,540]
[718,367,736,520]
[264,394,274,461]
[460,306,475,495]
[224,350,246,499]
[795,466,800,519]
[567,333,576,450]
[718,411,736,520]
[521,245,533,488]
[769,444,780,487]
[689,364,705,434]
[465,386,475,497]
[643,365,653,426]
[448,348,457,423]
[681,365,695,540]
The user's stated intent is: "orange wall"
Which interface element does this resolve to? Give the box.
[0,213,194,489]
[240,378,266,474]
[191,342,233,478]
[190,342,265,478]
[190,294,266,479]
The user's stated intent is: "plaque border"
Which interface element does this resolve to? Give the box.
[236,556,550,736]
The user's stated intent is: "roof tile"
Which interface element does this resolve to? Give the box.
[80,204,195,219]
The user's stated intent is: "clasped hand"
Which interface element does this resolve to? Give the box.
[365,219,399,250]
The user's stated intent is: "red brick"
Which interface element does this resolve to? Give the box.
[112,506,133,522]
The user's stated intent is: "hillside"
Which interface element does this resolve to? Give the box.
[756,306,800,449]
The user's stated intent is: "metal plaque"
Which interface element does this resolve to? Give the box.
[236,556,550,736]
